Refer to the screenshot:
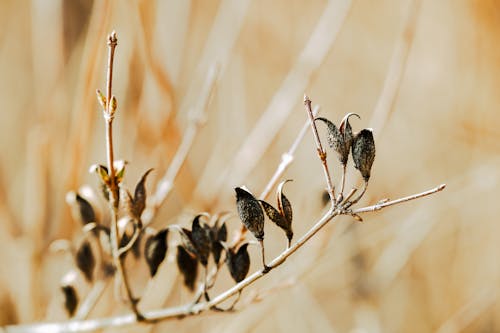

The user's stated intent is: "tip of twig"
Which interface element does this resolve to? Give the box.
[303,94,310,103]
[108,31,118,45]
[438,184,446,191]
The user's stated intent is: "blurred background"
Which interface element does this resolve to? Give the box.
[0,0,499,332]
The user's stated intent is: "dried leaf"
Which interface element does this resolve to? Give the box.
[61,285,78,317]
[235,187,265,240]
[130,168,153,219]
[144,229,168,277]
[176,245,198,291]
[351,129,376,181]
[75,240,95,282]
[75,194,96,225]
[191,215,212,266]
[227,244,250,283]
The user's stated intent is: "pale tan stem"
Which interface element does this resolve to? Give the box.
[304,95,336,206]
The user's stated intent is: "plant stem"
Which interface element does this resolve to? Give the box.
[304,95,336,207]
[102,31,144,321]
[351,184,446,214]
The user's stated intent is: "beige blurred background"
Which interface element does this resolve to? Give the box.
[1,0,499,332]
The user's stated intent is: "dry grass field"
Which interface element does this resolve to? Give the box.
[0,1,499,332]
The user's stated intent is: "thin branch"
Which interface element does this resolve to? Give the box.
[101,31,144,321]
[304,95,336,206]
[351,184,446,214]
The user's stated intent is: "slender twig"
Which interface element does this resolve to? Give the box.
[351,184,446,214]
[100,31,144,321]
[338,164,347,202]
[304,95,336,206]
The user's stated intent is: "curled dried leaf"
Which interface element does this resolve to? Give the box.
[351,129,376,181]
[130,168,153,220]
[277,180,293,224]
[61,285,78,317]
[176,245,198,291]
[75,240,95,282]
[227,244,250,283]
[235,187,265,240]
[144,229,168,277]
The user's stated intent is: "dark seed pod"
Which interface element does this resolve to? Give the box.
[315,117,345,162]
[75,240,95,282]
[61,285,78,317]
[129,168,153,220]
[316,114,359,165]
[351,129,376,181]
[176,245,198,291]
[226,244,250,283]
[144,229,168,277]
[260,200,288,233]
[235,187,265,240]
[75,194,96,225]
[211,222,227,264]
[191,215,212,266]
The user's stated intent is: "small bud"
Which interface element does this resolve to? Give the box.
[235,187,265,241]
[96,89,106,110]
[176,245,198,291]
[226,244,250,283]
[61,284,78,317]
[144,229,168,277]
[89,164,110,185]
[75,240,95,282]
[110,95,117,115]
[351,129,376,181]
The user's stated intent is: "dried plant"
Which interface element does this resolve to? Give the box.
[2,32,446,333]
